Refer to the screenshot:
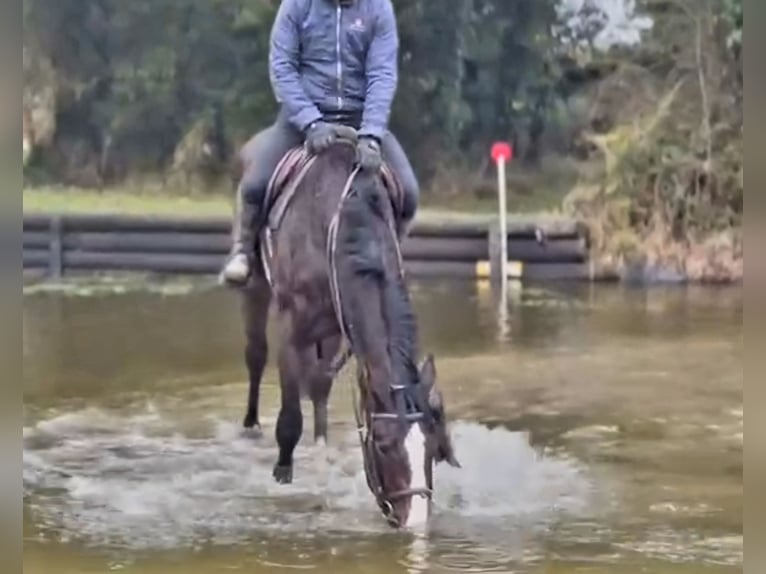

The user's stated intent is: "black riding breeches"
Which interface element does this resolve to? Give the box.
[237,109,419,223]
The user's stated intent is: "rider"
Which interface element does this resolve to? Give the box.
[221,0,420,286]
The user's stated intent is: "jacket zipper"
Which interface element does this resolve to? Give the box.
[336,3,343,109]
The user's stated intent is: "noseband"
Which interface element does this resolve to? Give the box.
[356,381,434,522]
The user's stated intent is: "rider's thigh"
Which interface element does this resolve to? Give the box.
[380,131,420,216]
[239,121,302,204]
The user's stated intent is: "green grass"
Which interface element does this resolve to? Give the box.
[23,150,585,225]
[23,183,574,227]
[24,186,236,217]
[422,187,569,217]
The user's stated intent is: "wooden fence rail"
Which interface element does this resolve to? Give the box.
[23,213,592,281]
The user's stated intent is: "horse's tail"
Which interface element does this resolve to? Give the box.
[334,172,420,389]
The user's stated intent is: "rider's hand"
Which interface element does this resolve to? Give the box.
[356,136,383,172]
[305,121,338,154]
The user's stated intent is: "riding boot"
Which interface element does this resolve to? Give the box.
[220,187,260,287]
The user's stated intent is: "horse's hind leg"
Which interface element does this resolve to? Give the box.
[273,314,308,484]
[241,275,271,435]
[309,334,342,445]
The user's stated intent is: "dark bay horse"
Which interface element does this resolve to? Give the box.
[238,135,459,528]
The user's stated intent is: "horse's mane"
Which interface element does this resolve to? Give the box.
[335,168,420,393]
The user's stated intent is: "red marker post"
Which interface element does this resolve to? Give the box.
[491,142,513,285]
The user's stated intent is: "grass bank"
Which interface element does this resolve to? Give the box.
[24,187,236,217]
[23,186,574,227]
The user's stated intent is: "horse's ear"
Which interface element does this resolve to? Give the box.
[419,354,436,388]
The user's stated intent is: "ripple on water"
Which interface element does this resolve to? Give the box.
[23,408,596,554]
[614,529,743,567]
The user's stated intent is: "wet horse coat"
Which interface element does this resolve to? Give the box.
[239,141,459,527]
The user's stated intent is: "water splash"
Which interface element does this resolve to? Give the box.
[23,407,594,552]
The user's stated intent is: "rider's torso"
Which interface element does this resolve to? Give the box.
[296,0,378,114]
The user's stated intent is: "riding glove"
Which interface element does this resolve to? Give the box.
[356,136,383,172]
[305,121,338,155]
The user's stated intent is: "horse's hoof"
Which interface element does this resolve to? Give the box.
[273,464,293,484]
[240,424,262,440]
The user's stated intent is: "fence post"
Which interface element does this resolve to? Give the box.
[49,215,63,279]
[489,142,513,283]
[487,222,502,285]
[490,142,514,341]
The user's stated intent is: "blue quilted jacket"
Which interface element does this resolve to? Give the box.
[269,0,399,140]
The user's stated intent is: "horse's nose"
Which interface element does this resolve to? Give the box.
[382,503,402,528]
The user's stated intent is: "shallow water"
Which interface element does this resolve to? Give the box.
[23,280,743,573]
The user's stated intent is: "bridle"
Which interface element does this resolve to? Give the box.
[352,369,434,523]
[326,161,433,524]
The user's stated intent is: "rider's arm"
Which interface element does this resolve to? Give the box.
[269,0,323,132]
[359,0,399,141]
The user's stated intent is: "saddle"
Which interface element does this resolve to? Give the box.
[263,145,405,232]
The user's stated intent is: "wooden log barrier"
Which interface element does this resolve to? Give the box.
[24,213,581,239]
[506,238,586,263]
[403,260,477,278]
[63,232,232,255]
[23,231,51,250]
[412,219,581,240]
[40,214,231,234]
[49,216,63,279]
[22,232,586,263]
[22,214,52,232]
[401,236,487,262]
[22,213,592,281]
[23,249,51,268]
[521,262,591,281]
[64,251,224,275]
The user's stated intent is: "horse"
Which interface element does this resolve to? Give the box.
[237,129,460,528]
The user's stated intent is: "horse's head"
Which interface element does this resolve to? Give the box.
[333,163,458,528]
[366,354,459,529]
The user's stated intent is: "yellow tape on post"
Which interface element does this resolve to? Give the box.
[475,260,523,279]
[475,260,491,279]
[508,260,524,278]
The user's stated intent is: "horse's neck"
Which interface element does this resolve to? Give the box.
[357,350,396,414]
[332,166,412,413]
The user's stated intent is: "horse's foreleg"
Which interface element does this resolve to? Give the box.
[274,314,307,484]
[241,275,271,434]
[309,334,342,445]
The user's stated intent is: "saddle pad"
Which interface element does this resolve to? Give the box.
[264,146,313,215]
